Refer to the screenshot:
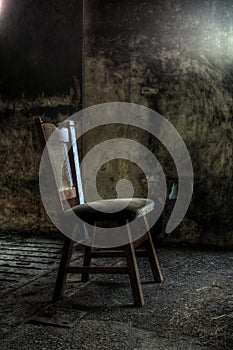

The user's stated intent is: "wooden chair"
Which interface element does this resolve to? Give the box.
[34,117,163,307]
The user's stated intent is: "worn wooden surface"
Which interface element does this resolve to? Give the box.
[0,235,83,297]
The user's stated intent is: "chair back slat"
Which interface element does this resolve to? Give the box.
[34,117,84,210]
[43,124,70,142]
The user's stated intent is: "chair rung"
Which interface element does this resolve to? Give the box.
[66,266,129,274]
[91,249,147,258]
[91,250,125,258]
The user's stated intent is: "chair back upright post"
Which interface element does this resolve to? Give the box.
[65,120,85,205]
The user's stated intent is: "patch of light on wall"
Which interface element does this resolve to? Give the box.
[0,0,5,18]
[200,20,233,59]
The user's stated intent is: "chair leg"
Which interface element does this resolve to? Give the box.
[124,241,144,307]
[144,217,163,283]
[81,223,95,282]
[52,237,74,303]
[81,246,92,282]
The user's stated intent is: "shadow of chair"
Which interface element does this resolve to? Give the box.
[34,117,163,307]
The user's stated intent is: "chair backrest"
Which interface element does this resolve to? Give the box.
[34,117,84,213]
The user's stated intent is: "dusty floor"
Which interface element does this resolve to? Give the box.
[0,236,232,350]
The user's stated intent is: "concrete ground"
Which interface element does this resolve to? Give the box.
[0,243,232,350]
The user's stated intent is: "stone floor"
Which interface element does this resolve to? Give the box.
[0,235,232,350]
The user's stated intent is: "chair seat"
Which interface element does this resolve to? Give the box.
[67,198,154,226]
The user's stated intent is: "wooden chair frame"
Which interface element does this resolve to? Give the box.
[34,117,163,307]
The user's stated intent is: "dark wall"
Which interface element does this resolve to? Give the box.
[0,0,83,98]
[0,1,83,235]
[83,0,233,246]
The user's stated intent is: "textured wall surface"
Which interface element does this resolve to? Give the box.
[82,0,233,246]
[0,101,78,235]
